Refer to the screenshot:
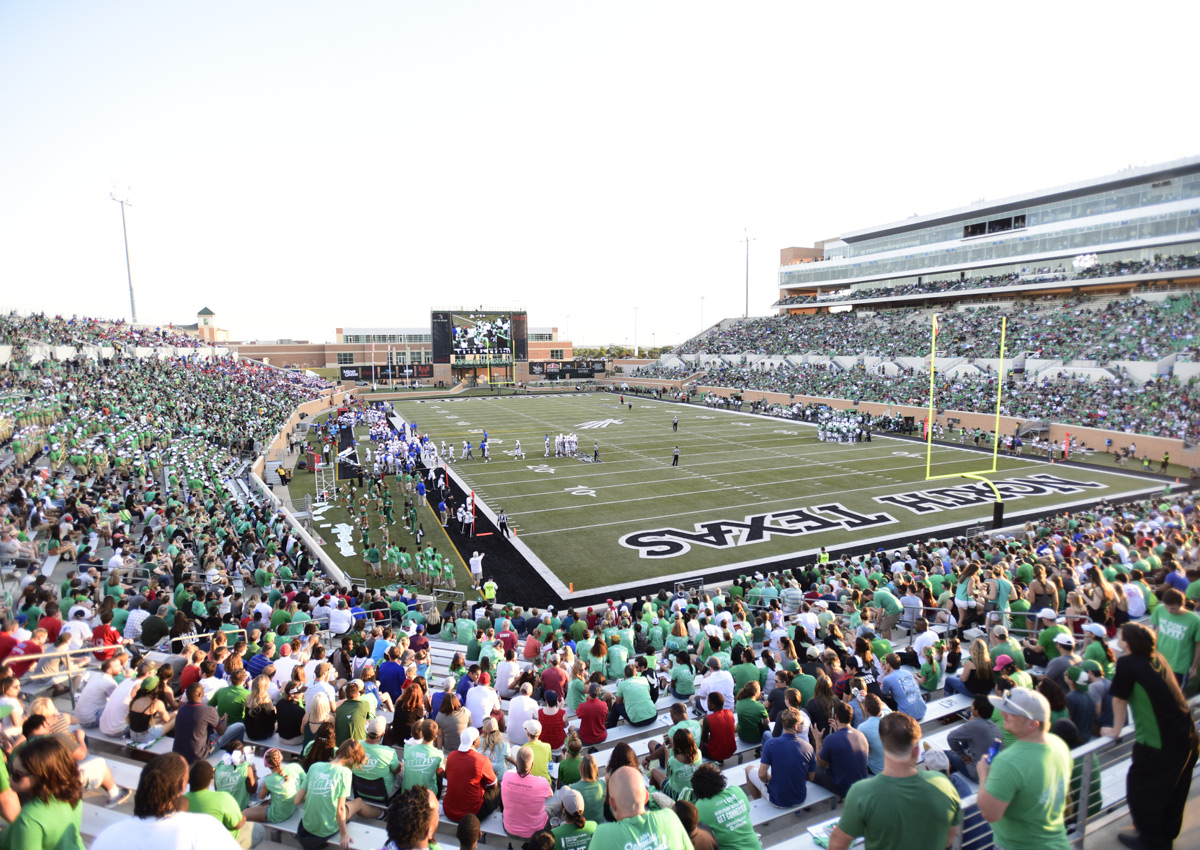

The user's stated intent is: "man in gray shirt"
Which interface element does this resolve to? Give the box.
[945,696,1002,782]
[1042,632,1082,693]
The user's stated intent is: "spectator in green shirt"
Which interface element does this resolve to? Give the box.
[734,681,769,745]
[1022,608,1068,667]
[1150,589,1200,684]
[209,670,250,724]
[185,759,260,848]
[830,711,961,850]
[0,735,86,850]
[333,680,374,746]
[691,763,762,850]
[977,688,1072,850]
[243,748,305,826]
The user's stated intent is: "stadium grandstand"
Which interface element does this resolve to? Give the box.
[1,166,1198,850]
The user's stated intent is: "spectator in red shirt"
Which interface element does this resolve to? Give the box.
[523,632,542,661]
[179,648,207,692]
[0,621,19,662]
[8,629,47,678]
[496,621,518,655]
[536,690,569,751]
[90,610,123,661]
[700,692,737,763]
[409,626,429,654]
[442,727,500,822]
[576,683,611,746]
[540,657,567,702]
[37,602,63,644]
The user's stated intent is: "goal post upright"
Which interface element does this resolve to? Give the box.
[923,313,1010,526]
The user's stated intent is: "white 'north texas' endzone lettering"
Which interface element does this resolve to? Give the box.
[618,502,897,559]
[872,473,1106,515]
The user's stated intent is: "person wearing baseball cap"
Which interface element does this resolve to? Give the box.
[989,624,1027,673]
[992,654,1033,690]
[551,787,596,847]
[1021,608,1069,668]
[443,726,500,822]
[351,716,401,804]
[1043,633,1082,695]
[977,687,1073,849]
[1079,622,1116,678]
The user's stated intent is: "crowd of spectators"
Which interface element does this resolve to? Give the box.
[776,251,1200,307]
[3,307,1199,850]
[678,293,1200,363]
[41,484,1200,850]
[697,362,1200,441]
[0,311,223,353]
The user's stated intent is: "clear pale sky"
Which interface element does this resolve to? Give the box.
[1,1,1196,348]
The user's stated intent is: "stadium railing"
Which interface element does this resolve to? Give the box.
[948,693,1200,850]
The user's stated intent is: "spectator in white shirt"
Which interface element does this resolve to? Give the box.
[306,662,337,706]
[62,608,93,649]
[495,651,522,699]
[465,675,502,730]
[328,600,354,636]
[507,683,540,746]
[76,658,122,728]
[99,661,153,737]
[693,657,735,716]
[197,660,224,703]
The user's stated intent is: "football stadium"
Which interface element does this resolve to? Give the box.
[3,7,1200,850]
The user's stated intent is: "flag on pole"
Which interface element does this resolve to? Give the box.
[932,314,939,338]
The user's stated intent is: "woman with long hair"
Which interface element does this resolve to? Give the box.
[244,674,277,741]
[294,739,381,846]
[436,693,471,755]
[300,693,334,750]
[944,638,994,697]
[302,720,338,770]
[243,748,306,825]
[587,636,608,677]
[479,716,515,780]
[1097,622,1200,850]
[776,636,800,672]
[390,681,426,744]
[90,753,241,848]
[806,671,838,735]
[127,675,175,744]
[3,735,84,849]
[570,754,605,823]
[650,728,701,799]
[1083,566,1116,628]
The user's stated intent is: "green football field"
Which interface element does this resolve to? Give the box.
[376,393,1167,598]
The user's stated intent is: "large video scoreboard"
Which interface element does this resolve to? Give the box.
[432,310,527,364]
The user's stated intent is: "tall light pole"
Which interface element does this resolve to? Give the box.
[740,229,755,319]
[633,306,639,359]
[700,295,705,333]
[110,193,137,323]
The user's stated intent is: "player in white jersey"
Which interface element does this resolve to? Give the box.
[515,439,525,460]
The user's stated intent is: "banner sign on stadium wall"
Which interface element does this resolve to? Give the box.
[341,364,433,381]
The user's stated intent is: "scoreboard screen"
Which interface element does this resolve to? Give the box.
[432,310,527,363]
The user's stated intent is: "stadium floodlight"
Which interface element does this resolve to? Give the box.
[741,229,755,318]
[110,190,137,324]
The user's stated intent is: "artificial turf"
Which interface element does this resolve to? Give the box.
[375,392,1172,598]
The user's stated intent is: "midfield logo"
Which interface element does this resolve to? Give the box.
[619,502,897,559]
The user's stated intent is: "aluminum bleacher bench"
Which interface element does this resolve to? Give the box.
[79,802,130,841]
